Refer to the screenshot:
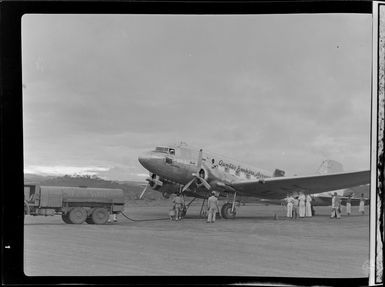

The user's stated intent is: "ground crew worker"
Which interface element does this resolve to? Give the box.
[108,213,118,223]
[298,192,306,218]
[207,191,219,223]
[331,192,341,219]
[359,193,365,215]
[305,194,312,217]
[335,194,341,219]
[331,192,337,218]
[346,195,352,216]
[292,196,299,220]
[286,194,294,218]
[172,192,185,221]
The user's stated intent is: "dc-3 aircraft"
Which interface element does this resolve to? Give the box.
[138,142,370,219]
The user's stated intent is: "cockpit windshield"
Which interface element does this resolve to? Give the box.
[155,147,175,155]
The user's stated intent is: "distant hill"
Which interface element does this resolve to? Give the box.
[24,174,167,202]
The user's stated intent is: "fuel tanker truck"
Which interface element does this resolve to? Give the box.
[24,183,125,224]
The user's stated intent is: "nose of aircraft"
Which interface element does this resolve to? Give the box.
[138,153,151,169]
[138,151,164,173]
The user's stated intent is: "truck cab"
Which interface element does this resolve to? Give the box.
[24,183,40,207]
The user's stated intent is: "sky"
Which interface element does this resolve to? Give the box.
[22,13,372,181]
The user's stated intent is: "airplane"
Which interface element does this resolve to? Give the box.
[138,142,370,219]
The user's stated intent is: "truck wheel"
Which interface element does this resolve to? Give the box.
[68,207,87,224]
[91,208,109,225]
[61,213,72,224]
[85,217,95,224]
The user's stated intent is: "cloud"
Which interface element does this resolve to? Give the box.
[22,14,371,180]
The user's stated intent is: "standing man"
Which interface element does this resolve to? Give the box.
[305,194,312,217]
[331,192,337,218]
[359,193,365,215]
[286,193,294,218]
[298,192,306,218]
[335,193,341,219]
[207,191,219,223]
[292,196,299,220]
[108,213,118,223]
[172,192,185,221]
[346,195,352,216]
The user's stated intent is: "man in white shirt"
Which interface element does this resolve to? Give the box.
[298,193,306,218]
[207,192,219,223]
[305,194,312,217]
[286,194,294,218]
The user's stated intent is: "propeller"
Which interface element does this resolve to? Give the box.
[182,149,211,192]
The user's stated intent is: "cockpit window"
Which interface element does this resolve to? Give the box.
[155,147,169,153]
[155,147,175,155]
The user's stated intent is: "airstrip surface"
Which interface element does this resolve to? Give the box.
[24,202,369,277]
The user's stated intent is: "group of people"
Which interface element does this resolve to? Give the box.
[285,192,367,220]
[170,191,367,222]
[285,192,313,219]
[330,192,366,218]
[169,191,220,223]
[169,192,186,221]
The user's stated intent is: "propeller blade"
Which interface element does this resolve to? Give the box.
[197,149,203,171]
[199,177,211,190]
[182,178,196,192]
[139,184,149,199]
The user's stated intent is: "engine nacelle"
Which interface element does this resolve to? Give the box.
[197,167,209,181]
[147,173,163,191]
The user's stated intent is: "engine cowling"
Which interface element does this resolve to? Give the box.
[147,174,163,191]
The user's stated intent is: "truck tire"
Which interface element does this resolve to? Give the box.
[68,207,87,224]
[61,213,72,224]
[91,208,109,225]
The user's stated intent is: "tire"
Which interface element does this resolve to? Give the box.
[91,208,109,225]
[68,207,87,224]
[61,213,72,224]
[221,203,236,219]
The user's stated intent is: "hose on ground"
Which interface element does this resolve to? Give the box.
[120,211,170,222]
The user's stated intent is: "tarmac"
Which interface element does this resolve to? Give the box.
[24,202,369,277]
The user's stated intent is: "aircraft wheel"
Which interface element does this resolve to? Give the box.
[68,207,87,224]
[91,207,109,225]
[221,203,236,219]
[61,213,72,224]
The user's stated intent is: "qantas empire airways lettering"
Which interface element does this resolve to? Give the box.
[217,160,268,179]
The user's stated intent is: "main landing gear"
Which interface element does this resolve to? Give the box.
[220,192,238,219]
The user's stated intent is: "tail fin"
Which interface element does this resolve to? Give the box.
[317,160,344,174]
[273,169,285,177]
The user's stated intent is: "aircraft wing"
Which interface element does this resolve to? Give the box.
[230,170,370,200]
